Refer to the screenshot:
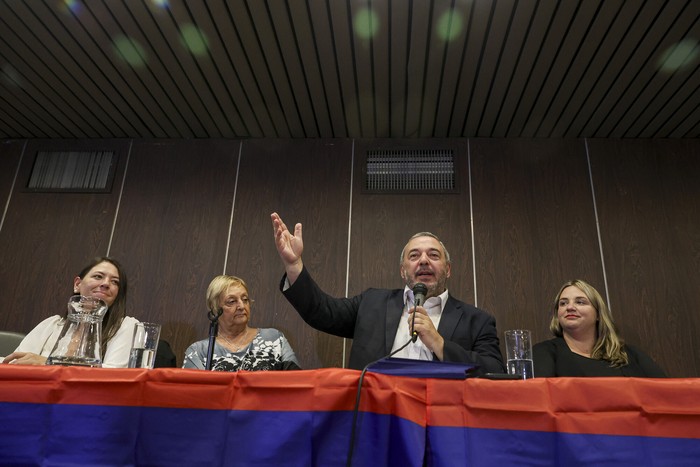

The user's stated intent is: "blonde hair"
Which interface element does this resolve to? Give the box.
[549,279,629,367]
[206,275,249,313]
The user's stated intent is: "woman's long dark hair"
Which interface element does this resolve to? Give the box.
[72,257,128,359]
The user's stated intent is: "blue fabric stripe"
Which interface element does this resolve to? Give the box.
[4,401,698,466]
[0,402,424,466]
[426,426,700,466]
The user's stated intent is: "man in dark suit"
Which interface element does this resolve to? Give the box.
[271,212,505,373]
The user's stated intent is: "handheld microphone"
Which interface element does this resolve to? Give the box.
[411,283,428,343]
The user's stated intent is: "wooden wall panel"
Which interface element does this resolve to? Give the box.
[0,140,24,332]
[471,139,605,353]
[588,139,700,377]
[1,137,698,377]
[109,139,240,366]
[349,139,472,364]
[228,139,353,369]
[0,140,23,208]
[0,139,129,333]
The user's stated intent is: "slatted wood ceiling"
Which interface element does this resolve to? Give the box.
[0,0,698,139]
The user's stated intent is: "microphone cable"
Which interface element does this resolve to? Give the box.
[345,304,419,467]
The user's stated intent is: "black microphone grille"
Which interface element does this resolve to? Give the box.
[412,283,428,295]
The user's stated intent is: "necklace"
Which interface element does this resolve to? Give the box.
[218,328,251,352]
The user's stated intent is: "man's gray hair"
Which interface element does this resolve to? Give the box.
[399,232,451,266]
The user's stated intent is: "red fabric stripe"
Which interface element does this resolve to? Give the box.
[426,377,700,439]
[0,366,427,425]
[2,366,699,439]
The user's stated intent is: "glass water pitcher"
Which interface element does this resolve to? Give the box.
[46,295,108,367]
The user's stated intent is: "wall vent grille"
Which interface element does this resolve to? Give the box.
[364,149,456,193]
[27,151,116,192]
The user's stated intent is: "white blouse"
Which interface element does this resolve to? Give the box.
[14,315,140,368]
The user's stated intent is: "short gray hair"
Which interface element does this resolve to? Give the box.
[399,232,451,266]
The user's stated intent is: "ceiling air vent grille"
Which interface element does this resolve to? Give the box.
[365,149,456,193]
[27,151,116,192]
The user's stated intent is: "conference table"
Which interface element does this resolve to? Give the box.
[1,365,698,466]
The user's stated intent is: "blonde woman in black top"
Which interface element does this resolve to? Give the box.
[533,279,665,377]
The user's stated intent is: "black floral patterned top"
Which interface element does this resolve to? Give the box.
[182,328,300,371]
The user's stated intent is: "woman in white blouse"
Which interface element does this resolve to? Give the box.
[2,257,138,368]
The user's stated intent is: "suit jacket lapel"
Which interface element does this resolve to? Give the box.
[385,290,405,354]
[437,296,462,340]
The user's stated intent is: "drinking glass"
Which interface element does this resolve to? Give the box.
[504,329,534,379]
[128,322,161,369]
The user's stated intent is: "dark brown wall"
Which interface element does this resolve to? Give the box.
[471,139,606,358]
[587,139,700,378]
[229,139,352,368]
[0,137,697,377]
[0,139,130,331]
[108,139,241,361]
[0,141,23,198]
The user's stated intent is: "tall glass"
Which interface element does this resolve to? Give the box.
[504,329,534,379]
[128,322,161,369]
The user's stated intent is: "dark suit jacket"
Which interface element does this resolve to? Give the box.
[281,267,505,373]
[154,339,177,368]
